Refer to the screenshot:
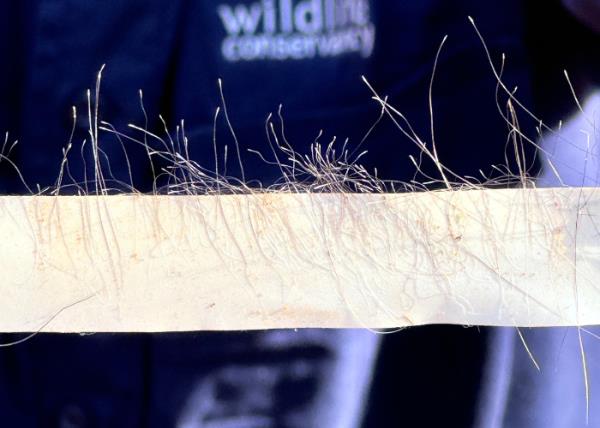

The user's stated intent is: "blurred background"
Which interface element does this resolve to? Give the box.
[0,0,599,426]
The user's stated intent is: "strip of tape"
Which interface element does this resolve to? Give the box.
[1,188,598,332]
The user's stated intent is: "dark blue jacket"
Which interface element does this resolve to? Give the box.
[0,1,535,427]
[0,0,533,192]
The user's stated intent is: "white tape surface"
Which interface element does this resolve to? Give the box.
[1,188,599,332]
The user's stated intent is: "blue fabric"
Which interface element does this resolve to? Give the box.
[0,1,570,427]
[0,0,534,191]
[0,331,380,427]
[476,327,600,427]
